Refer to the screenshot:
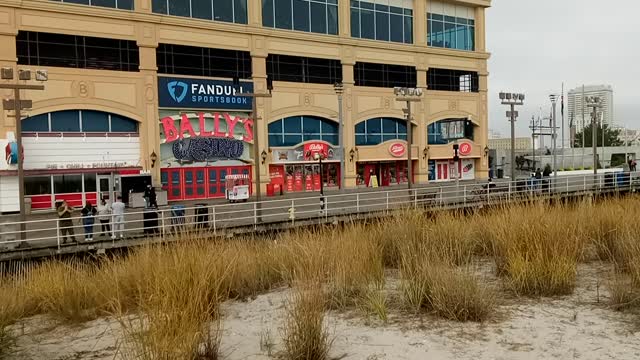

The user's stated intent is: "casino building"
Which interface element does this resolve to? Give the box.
[0,0,491,212]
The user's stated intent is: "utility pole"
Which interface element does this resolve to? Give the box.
[550,95,559,178]
[0,68,47,242]
[499,92,525,181]
[238,79,273,223]
[586,96,602,176]
[394,87,423,189]
[561,83,565,170]
[334,82,345,191]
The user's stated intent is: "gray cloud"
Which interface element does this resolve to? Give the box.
[487,0,640,138]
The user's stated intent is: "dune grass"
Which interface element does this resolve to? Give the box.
[2,197,640,355]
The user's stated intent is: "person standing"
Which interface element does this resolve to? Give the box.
[57,200,76,244]
[80,202,97,241]
[111,196,126,239]
[97,198,112,238]
[143,184,158,209]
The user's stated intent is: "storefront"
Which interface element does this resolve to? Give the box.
[269,141,341,193]
[158,76,254,201]
[430,141,477,182]
[19,110,144,210]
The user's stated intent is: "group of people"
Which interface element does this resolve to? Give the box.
[56,196,126,243]
[56,185,157,243]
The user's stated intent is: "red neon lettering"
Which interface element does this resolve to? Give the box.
[213,112,226,137]
[224,113,241,139]
[179,113,197,139]
[243,118,254,143]
[199,112,213,137]
[161,116,179,142]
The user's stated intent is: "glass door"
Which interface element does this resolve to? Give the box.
[97,174,120,202]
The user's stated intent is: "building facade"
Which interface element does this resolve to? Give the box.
[488,137,531,151]
[567,85,614,133]
[0,0,491,212]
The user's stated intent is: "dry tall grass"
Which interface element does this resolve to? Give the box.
[4,197,640,355]
[281,284,330,360]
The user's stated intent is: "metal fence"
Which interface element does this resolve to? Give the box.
[0,172,638,253]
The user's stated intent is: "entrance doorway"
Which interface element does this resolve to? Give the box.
[97,174,121,202]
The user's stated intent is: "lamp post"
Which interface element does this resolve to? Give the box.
[237,79,273,223]
[313,151,326,214]
[586,96,603,176]
[499,92,525,181]
[549,94,559,178]
[334,82,345,191]
[1,68,47,242]
[394,87,423,189]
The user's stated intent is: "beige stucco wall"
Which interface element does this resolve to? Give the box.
[0,0,490,190]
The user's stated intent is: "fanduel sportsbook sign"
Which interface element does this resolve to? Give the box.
[158,76,253,110]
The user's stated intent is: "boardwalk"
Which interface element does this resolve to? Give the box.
[0,172,636,261]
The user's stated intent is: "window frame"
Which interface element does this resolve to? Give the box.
[350,0,413,44]
[354,62,417,88]
[268,116,339,147]
[427,118,475,144]
[157,43,252,79]
[427,1,475,51]
[20,110,139,134]
[151,0,248,24]
[262,0,339,36]
[427,68,479,93]
[50,0,134,10]
[355,117,408,146]
[267,54,342,85]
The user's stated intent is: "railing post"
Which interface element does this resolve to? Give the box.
[212,206,216,235]
[56,220,61,250]
[463,185,467,206]
[413,190,417,209]
[356,193,360,213]
[289,200,295,225]
[508,182,511,202]
[439,187,443,206]
[583,175,587,193]
[325,197,329,221]
[160,210,166,238]
[253,202,257,228]
[566,177,569,194]
[386,192,389,212]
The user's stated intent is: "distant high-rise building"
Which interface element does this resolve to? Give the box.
[567,85,614,133]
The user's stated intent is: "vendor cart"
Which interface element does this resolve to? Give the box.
[225,174,250,203]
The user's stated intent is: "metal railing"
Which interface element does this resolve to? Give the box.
[0,172,637,253]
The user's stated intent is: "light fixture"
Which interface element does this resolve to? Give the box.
[422,146,429,160]
[484,145,489,157]
[261,149,268,164]
[150,151,158,168]
[349,148,356,162]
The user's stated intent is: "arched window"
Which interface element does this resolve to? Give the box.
[21,110,138,133]
[268,116,338,147]
[355,117,407,146]
[427,118,474,145]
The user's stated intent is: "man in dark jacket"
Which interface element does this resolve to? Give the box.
[57,200,76,244]
[144,185,158,209]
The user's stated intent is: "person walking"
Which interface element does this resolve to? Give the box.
[57,200,76,244]
[97,198,112,238]
[111,196,126,239]
[80,202,97,241]
[143,184,158,209]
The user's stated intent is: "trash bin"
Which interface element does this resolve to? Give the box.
[266,183,274,197]
[195,204,209,229]
[143,208,159,235]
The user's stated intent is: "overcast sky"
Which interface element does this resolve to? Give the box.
[486,0,640,139]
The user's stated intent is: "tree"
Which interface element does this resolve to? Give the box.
[573,123,623,148]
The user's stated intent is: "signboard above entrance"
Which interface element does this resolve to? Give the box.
[158,76,253,110]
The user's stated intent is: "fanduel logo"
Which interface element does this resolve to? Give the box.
[167,81,188,103]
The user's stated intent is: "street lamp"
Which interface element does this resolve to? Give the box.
[549,94,559,178]
[237,78,273,223]
[394,87,423,189]
[499,92,525,181]
[312,151,327,214]
[334,82,345,191]
[586,96,603,175]
[1,67,47,242]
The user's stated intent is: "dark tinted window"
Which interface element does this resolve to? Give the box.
[263,0,338,35]
[157,43,252,79]
[82,111,110,132]
[427,68,479,92]
[51,110,81,132]
[153,0,248,24]
[17,31,139,72]
[25,176,52,196]
[50,0,134,10]
[354,62,416,88]
[22,114,49,132]
[21,111,138,133]
[268,116,338,147]
[267,54,342,85]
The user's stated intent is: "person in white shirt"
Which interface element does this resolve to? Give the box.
[111,196,126,239]
[97,198,112,238]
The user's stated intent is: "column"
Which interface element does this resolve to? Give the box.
[0,15,17,140]
[414,0,427,46]
[251,53,269,194]
[138,44,161,185]
[415,66,429,184]
[338,0,351,37]
[248,0,262,27]
[478,73,489,178]
[341,61,356,188]
[475,6,486,52]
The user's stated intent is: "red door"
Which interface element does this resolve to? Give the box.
[363,164,378,187]
[162,169,183,201]
[183,168,207,200]
[381,164,391,187]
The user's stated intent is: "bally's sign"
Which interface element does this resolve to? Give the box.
[158,76,253,110]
